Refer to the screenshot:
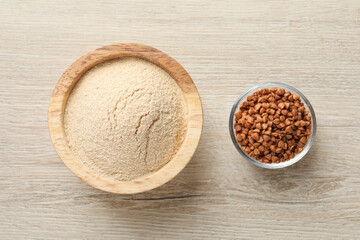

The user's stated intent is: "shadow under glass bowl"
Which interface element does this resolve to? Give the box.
[229,82,317,169]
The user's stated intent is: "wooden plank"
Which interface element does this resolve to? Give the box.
[1,0,360,239]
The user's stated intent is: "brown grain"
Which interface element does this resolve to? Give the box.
[234,88,312,164]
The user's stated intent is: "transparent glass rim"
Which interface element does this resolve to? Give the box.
[229,82,317,169]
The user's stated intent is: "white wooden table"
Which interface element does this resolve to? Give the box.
[1,1,360,239]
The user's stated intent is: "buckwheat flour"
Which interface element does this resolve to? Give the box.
[64,57,188,181]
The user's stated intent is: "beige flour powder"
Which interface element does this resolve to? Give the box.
[64,57,188,181]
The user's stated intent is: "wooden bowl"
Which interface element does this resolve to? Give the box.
[48,43,203,194]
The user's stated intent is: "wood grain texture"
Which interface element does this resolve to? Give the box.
[48,43,203,194]
[1,0,360,239]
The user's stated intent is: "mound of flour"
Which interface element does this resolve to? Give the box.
[64,57,188,181]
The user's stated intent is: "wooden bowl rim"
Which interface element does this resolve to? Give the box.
[48,43,203,194]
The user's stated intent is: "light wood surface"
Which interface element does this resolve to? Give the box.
[48,43,202,194]
[1,0,360,239]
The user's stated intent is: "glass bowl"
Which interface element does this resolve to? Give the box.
[229,82,317,169]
